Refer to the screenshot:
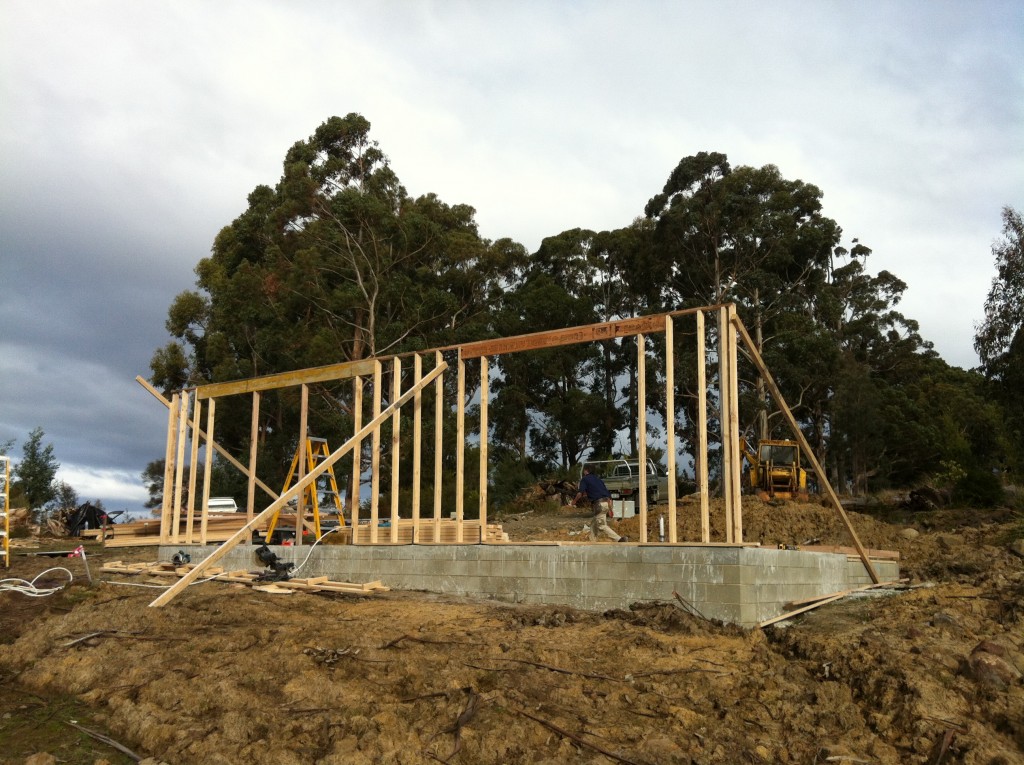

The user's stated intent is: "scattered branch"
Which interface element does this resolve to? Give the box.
[67,721,141,762]
[517,708,649,765]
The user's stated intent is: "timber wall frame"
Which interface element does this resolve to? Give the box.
[143,302,879,607]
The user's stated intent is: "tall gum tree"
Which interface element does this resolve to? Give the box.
[151,114,520,492]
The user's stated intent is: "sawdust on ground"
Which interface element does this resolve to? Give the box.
[1,499,1022,765]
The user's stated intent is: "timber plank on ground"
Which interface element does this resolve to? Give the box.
[99,561,389,595]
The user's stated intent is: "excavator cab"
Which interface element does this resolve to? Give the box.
[740,438,809,500]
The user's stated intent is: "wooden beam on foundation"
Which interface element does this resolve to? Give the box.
[730,313,880,584]
[148,360,448,608]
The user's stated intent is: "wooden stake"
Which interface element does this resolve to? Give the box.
[665,316,677,543]
[148,361,447,608]
[696,310,709,543]
[730,313,880,583]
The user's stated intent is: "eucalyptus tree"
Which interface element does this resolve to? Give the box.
[151,114,519,490]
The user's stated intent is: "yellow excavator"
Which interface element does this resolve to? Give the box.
[739,438,810,500]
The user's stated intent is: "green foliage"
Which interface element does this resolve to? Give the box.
[44,481,79,518]
[14,427,59,515]
[952,467,1005,508]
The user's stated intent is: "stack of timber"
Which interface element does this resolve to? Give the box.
[352,519,508,544]
[104,513,269,548]
[100,560,389,595]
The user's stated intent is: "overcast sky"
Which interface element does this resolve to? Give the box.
[1,1,1021,512]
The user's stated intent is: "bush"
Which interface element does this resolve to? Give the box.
[952,467,1006,508]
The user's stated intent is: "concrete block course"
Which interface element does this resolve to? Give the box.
[160,542,898,628]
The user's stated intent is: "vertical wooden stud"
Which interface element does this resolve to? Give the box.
[390,357,402,544]
[456,351,465,543]
[696,310,710,543]
[159,392,179,544]
[295,383,308,547]
[719,307,734,543]
[171,392,189,544]
[665,317,677,543]
[412,354,423,543]
[185,396,202,544]
[727,304,743,543]
[201,398,216,545]
[370,360,382,543]
[433,351,444,543]
[350,376,363,540]
[246,391,260,525]
[478,356,489,543]
[637,334,648,544]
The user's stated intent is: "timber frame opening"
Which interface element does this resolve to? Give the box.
[142,303,879,607]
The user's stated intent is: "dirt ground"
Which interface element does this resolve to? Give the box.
[1,498,1022,765]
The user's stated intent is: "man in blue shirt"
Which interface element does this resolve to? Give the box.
[573,465,627,543]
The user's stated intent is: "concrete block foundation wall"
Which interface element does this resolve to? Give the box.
[160,543,899,628]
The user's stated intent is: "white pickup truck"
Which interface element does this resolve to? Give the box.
[582,459,669,505]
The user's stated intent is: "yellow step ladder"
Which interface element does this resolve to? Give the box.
[1,456,10,568]
[266,437,345,542]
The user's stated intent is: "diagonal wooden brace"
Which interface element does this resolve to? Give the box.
[729,314,880,584]
[148,360,448,607]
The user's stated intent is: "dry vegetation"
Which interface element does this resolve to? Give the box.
[1,498,1022,764]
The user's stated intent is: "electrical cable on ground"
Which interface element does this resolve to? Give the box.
[0,567,74,597]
